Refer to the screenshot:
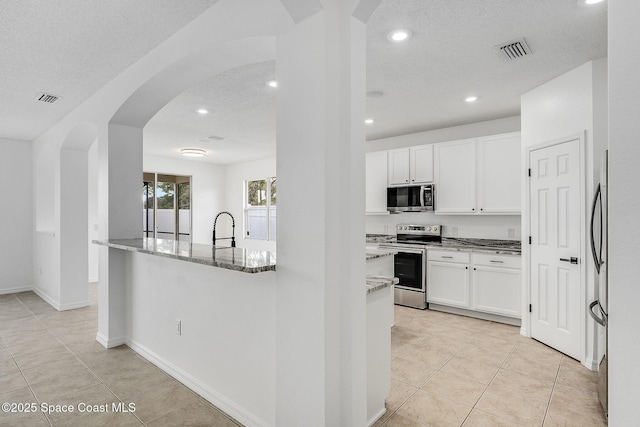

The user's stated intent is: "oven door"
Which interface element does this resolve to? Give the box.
[391,247,426,292]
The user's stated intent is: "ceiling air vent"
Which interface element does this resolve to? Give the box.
[497,38,532,60]
[35,92,61,104]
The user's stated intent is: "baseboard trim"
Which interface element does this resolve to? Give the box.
[96,333,126,349]
[368,407,387,427]
[126,338,269,427]
[32,287,59,310]
[0,285,32,295]
[32,288,89,312]
[58,300,90,311]
[584,356,599,372]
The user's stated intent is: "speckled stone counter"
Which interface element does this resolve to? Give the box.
[366,234,521,255]
[366,276,398,294]
[366,247,397,261]
[93,238,276,273]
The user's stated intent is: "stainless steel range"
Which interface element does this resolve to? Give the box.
[379,224,442,309]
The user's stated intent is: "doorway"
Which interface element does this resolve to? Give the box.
[143,172,192,243]
[528,137,584,360]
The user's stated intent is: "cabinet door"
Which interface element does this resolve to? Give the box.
[472,266,521,318]
[477,133,521,213]
[427,261,470,308]
[434,139,476,213]
[366,151,389,214]
[387,148,410,186]
[410,145,434,184]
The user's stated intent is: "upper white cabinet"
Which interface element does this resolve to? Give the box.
[387,145,434,186]
[477,133,521,213]
[434,132,521,214]
[366,151,389,214]
[434,139,477,213]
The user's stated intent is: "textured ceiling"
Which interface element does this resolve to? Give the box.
[1,0,607,165]
[0,0,219,141]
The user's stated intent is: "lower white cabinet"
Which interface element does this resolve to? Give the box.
[427,250,521,319]
[427,251,470,308]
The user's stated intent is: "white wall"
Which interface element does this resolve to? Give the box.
[0,138,33,294]
[608,1,640,423]
[225,157,276,252]
[365,117,522,240]
[143,154,226,245]
[520,59,608,368]
[88,142,99,282]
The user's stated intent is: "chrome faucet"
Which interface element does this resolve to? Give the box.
[212,211,236,247]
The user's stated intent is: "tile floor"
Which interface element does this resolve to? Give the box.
[1,285,607,426]
[0,284,240,427]
[375,305,607,427]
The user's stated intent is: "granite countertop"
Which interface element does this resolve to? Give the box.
[366,276,399,294]
[366,247,397,261]
[366,234,521,255]
[93,238,276,273]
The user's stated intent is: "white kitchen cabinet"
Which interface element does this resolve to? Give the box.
[387,145,434,186]
[471,253,521,318]
[366,151,389,214]
[427,250,470,308]
[477,132,521,213]
[434,133,521,214]
[434,139,477,213]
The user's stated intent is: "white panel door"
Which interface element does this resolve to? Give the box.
[387,148,410,186]
[477,133,521,213]
[434,139,476,213]
[529,139,581,359]
[410,145,434,184]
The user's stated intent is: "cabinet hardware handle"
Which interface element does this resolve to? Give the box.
[473,267,476,270]
[441,256,453,259]
[489,260,504,263]
[480,208,484,211]
[472,208,475,211]
[465,266,468,269]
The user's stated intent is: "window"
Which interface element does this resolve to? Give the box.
[245,177,276,240]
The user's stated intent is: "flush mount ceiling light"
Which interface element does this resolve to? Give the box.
[465,96,478,103]
[180,148,206,157]
[265,79,278,88]
[581,0,605,4]
[208,135,225,141]
[196,109,209,114]
[365,118,375,125]
[387,29,412,42]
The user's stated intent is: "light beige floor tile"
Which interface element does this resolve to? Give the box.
[30,368,101,403]
[9,337,67,358]
[478,322,522,341]
[463,409,525,426]
[555,364,598,388]
[502,353,559,383]
[0,357,19,377]
[0,347,12,361]
[386,379,419,413]
[543,406,606,427]
[21,355,86,385]
[0,387,49,427]
[421,371,486,406]
[102,365,174,401]
[382,412,431,426]
[475,387,547,426]
[397,389,473,427]
[469,333,517,355]
[513,338,563,366]
[395,343,454,370]
[392,326,427,347]
[0,371,28,394]
[444,314,490,333]
[547,387,606,422]
[489,368,554,403]
[440,355,499,385]
[0,318,47,337]
[414,333,465,355]
[457,343,509,369]
[426,325,478,343]
[13,346,77,371]
[146,399,237,427]
[121,378,200,423]
[3,329,57,348]
[391,356,437,387]
[45,383,121,426]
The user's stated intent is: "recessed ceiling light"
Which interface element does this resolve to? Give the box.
[583,0,604,4]
[265,80,278,88]
[387,29,412,42]
[180,148,206,157]
[196,109,208,114]
[366,90,384,98]
[465,96,478,103]
[365,118,375,125]
[208,135,224,141]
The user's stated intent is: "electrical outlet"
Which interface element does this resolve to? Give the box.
[383,225,389,233]
[452,226,458,236]
[508,228,515,238]
[176,320,181,336]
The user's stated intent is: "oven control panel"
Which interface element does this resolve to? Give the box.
[396,224,440,236]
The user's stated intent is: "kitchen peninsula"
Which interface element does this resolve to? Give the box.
[94,237,397,426]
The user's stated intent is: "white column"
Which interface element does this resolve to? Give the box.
[97,123,143,347]
[276,1,367,425]
[608,0,640,424]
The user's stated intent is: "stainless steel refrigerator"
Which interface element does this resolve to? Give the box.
[589,150,608,417]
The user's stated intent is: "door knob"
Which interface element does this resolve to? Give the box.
[559,257,579,264]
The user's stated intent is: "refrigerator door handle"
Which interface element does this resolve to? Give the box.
[589,300,606,327]
[590,184,602,273]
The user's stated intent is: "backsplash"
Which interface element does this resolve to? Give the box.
[366,212,521,240]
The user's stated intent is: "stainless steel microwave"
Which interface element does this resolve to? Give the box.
[387,184,435,212]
